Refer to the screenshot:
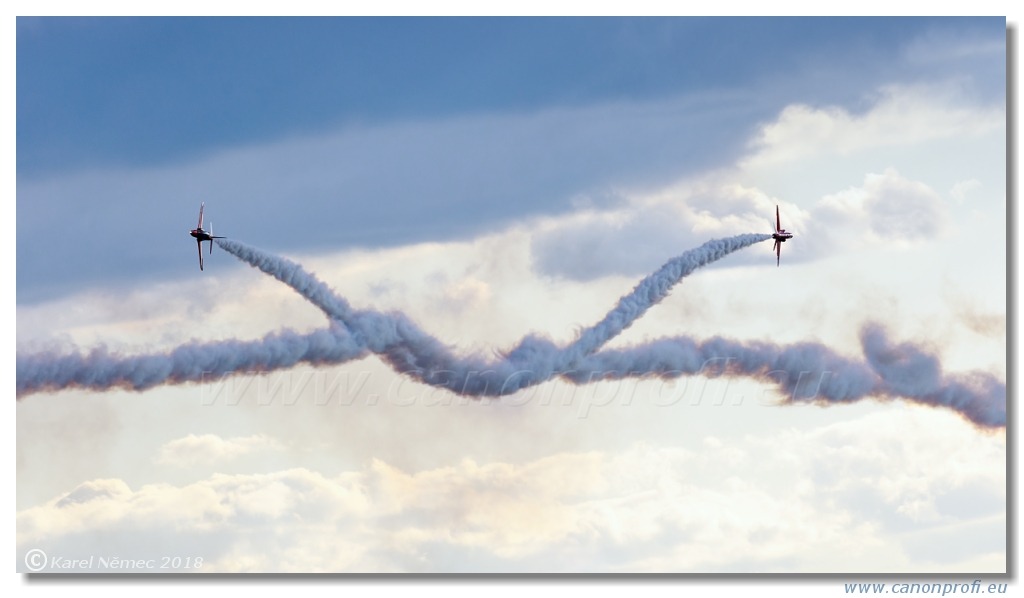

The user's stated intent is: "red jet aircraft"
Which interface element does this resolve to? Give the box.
[771,205,793,267]
[189,202,225,271]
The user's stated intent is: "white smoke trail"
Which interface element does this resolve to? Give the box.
[556,234,770,369]
[216,235,772,394]
[858,323,1005,427]
[16,234,764,398]
[16,324,365,396]
[16,236,1005,428]
[216,238,1005,427]
[569,331,1006,427]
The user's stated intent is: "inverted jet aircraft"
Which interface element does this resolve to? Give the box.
[771,205,793,267]
[189,202,225,271]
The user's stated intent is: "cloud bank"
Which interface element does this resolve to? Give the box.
[18,408,1004,573]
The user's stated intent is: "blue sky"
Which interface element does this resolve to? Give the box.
[16,17,1005,301]
[15,16,1008,577]
[18,17,981,177]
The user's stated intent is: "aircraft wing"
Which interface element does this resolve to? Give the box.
[774,238,781,267]
[197,202,205,229]
[197,239,204,271]
[776,206,782,233]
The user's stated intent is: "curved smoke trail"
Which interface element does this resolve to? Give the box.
[16,234,765,397]
[216,237,1006,427]
[216,235,772,394]
[16,236,1005,428]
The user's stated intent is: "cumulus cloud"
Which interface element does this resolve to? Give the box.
[742,83,1003,167]
[54,479,131,509]
[529,180,791,280]
[816,168,949,244]
[528,81,996,281]
[154,434,285,468]
[16,407,1004,573]
[529,204,694,281]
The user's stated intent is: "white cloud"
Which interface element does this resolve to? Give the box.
[529,82,1000,281]
[742,83,1003,168]
[154,433,285,468]
[528,178,797,280]
[16,407,1004,573]
[816,168,949,245]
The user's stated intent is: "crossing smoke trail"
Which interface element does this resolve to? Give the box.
[217,237,1005,427]
[217,235,772,392]
[16,234,767,397]
[16,237,1005,428]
